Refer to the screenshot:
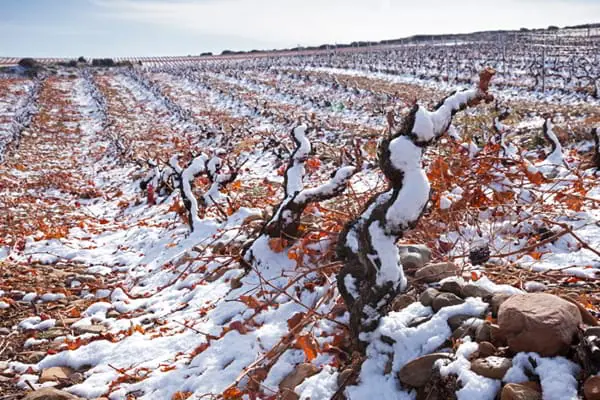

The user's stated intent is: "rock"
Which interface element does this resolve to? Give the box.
[39,366,75,383]
[560,295,599,326]
[462,284,492,299]
[478,341,497,358]
[490,293,514,317]
[0,327,10,335]
[470,356,512,379]
[74,324,106,334]
[500,383,542,400]
[398,353,452,388]
[23,388,82,400]
[523,281,546,292]
[453,324,477,340]
[279,363,320,400]
[415,263,459,283]
[25,351,48,363]
[498,293,582,356]
[42,328,69,339]
[448,315,473,331]
[432,293,464,312]
[489,324,505,346]
[475,322,492,342]
[584,375,600,400]
[400,252,426,271]
[440,280,464,297]
[56,318,80,327]
[391,294,415,312]
[398,244,432,264]
[520,381,542,392]
[419,288,440,307]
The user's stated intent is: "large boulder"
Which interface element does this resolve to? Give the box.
[498,293,582,356]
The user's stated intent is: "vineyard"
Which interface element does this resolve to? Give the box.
[1,28,600,400]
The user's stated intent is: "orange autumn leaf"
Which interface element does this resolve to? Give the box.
[67,308,81,318]
[525,168,544,185]
[222,387,243,400]
[296,334,319,362]
[268,238,288,253]
[172,392,192,400]
[287,312,306,330]
[239,295,263,310]
[288,249,300,261]
[306,157,321,172]
[529,251,543,260]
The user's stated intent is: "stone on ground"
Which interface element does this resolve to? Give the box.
[498,293,581,356]
[398,353,452,388]
[23,387,82,400]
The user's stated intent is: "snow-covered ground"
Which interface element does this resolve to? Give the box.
[0,60,598,400]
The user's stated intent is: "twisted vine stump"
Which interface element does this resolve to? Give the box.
[592,127,600,169]
[260,125,356,240]
[140,154,238,232]
[336,68,495,349]
[242,124,357,266]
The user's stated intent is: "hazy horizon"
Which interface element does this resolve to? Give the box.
[2,0,600,58]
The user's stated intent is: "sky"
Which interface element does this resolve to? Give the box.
[1,0,599,58]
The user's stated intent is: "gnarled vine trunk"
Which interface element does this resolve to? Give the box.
[336,68,495,348]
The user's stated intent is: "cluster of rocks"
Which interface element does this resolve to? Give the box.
[395,274,600,400]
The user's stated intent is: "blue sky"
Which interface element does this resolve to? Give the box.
[1,0,599,58]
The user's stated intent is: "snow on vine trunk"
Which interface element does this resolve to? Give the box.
[336,68,495,347]
[542,118,568,167]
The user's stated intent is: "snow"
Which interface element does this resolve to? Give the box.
[504,352,580,400]
[348,298,488,398]
[368,221,405,288]
[296,366,339,399]
[439,339,501,400]
[0,55,598,400]
[19,317,56,331]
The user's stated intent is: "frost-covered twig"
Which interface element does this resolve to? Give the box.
[336,68,495,347]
